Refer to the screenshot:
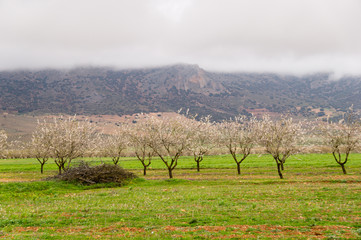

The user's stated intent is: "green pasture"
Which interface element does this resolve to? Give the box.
[0,154,360,239]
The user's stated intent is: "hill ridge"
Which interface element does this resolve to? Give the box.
[1,64,360,120]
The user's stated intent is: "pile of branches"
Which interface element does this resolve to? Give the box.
[52,161,137,185]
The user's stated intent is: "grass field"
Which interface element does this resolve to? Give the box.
[0,154,360,239]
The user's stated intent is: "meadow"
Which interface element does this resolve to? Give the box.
[0,154,360,239]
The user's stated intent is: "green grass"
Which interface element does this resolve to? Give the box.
[0,154,361,239]
[1,153,360,180]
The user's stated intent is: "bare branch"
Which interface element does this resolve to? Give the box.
[217,116,258,175]
[257,115,303,179]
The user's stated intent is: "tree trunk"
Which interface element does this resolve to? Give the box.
[197,161,200,172]
[58,165,62,175]
[40,163,44,174]
[340,163,347,174]
[168,168,173,179]
[237,162,241,175]
[143,166,147,176]
[277,162,283,179]
[66,159,72,170]
[113,158,119,165]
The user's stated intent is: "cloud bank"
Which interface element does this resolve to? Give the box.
[0,0,360,75]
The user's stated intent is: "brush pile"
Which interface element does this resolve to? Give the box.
[53,161,137,185]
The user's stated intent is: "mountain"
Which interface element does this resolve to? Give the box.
[1,64,360,120]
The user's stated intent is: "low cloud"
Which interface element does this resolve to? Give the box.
[0,0,360,75]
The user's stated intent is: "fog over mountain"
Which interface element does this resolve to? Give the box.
[0,0,360,76]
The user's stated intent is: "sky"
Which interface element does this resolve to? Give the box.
[0,0,361,75]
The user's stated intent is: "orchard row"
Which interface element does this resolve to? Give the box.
[0,111,359,179]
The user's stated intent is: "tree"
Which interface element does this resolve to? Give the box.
[143,115,193,179]
[29,121,52,173]
[33,116,97,174]
[218,116,258,175]
[319,109,360,174]
[53,117,97,174]
[0,130,8,158]
[100,126,129,165]
[128,122,153,176]
[189,116,216,172]
[257,115,303,179]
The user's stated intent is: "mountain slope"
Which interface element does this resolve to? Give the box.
[0,64,360,120]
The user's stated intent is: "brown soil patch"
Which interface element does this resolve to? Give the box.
[14,227,40,232]
[97,226,144,233]
[160,225,356,239]
[142,168,361,182]
[12,225,357,238]
[0,178,26,182]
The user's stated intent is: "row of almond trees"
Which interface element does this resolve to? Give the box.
[1,110,360,179]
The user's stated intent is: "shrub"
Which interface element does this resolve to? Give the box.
[52,161,137,185]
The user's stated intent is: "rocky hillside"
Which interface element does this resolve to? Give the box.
[1,64,360,120]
